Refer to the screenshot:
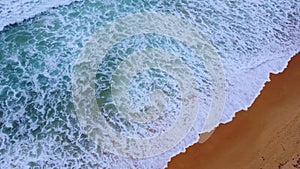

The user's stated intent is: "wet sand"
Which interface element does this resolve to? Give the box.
[168,52,300,169]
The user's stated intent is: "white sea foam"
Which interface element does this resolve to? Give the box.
[0,0,299,168]
[0,0,79,31]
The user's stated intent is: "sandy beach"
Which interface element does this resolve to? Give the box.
[168,52,300,169]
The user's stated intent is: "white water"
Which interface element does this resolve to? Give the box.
[0,0,79,31]
[0,0,299,168]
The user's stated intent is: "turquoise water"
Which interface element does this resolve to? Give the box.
[0,0,299,168]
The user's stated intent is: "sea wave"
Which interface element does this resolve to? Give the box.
[0,0,299,168]
[0,0,80,31]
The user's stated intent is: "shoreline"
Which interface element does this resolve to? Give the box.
[168,52,300,169]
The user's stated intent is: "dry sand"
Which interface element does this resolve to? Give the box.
[168,52,300,169]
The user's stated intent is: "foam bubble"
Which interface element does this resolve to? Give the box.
[0,0,299,168]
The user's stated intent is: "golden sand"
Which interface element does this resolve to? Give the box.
[168,52,300,169]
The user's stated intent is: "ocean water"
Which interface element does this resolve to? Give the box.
[0,0,299,168]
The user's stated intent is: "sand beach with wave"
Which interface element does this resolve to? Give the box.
[169,52,300,169]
